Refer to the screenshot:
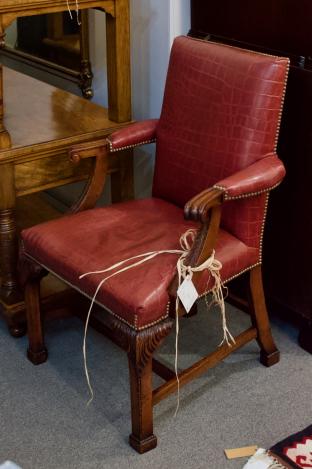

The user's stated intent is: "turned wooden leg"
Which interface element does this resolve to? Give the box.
[0,164,23,334]
[79,10,94,100]
[0,166,17,293]
[128,354,157,453]
[249,265,280,367]
[25,278,47,365]
[0,206,19,299]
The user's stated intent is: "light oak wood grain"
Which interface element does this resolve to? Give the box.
[0,68,128,161]
[0,0,132,331]
[0,1,115,29]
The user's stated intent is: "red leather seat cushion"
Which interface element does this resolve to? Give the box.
[21,198,258,330]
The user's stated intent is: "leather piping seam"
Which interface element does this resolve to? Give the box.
[107,138,156,153]
[274,59,290,152]
[23,252,170,332]
[213,180,281,200]
[191,36,288,60]
[259,192,270,262]
[23,254,260,327]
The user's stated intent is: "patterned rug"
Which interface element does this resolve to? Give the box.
[270,425,312,468]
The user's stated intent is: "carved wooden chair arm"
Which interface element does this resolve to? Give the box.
[168,189,223,303]
[182,188,223,279]
[67,118,158,214]
[184,187,223,223]
[184,154,285,266]
[174,155,285,306]
[107,119,158,152]
[68,140,109,214]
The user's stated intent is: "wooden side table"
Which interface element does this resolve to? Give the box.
[0,0,133,335]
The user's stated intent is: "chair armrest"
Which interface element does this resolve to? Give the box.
[184,188,223,223]
[169,188,223,306]
[173,155,285,311]
[177,188,223,285]
[107,119,158,152]
[213,154,286,200]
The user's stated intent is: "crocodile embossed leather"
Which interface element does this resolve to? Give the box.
[20,36,289,454]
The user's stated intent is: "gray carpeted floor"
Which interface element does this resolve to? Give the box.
[1,296,312,469]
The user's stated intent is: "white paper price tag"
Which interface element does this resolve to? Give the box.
[177,277,199,313]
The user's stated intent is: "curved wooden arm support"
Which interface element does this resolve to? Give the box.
[168,188,223,308]
[184,187,223,266]
[68,140,109,213]
[184,187,223,223]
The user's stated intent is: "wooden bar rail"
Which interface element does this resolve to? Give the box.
[152,327,257,405]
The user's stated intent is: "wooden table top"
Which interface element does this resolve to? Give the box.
[0,67,129,163]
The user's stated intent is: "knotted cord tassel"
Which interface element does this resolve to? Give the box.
[210,270,235,347]
[178,230,235,347]
[80,249,182,404]
[80,228,235,407]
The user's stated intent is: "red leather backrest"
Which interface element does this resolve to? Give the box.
[152,36,288,208]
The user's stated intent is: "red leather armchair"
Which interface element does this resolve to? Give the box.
[20,37,289,453]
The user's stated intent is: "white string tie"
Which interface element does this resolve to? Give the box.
[66,0,73,19]
[66,0,81,25]
[79,228,235,409]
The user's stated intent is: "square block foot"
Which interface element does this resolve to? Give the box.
[27,347,48,365]
[129,434,157,453]
[260,349,280,367]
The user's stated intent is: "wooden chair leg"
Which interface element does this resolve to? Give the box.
[125,319,173,453]
[25,279,48,365]
[249,265,280,367]
[128,354,157,453]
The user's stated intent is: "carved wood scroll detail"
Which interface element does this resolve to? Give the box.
[108,316,174,373]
